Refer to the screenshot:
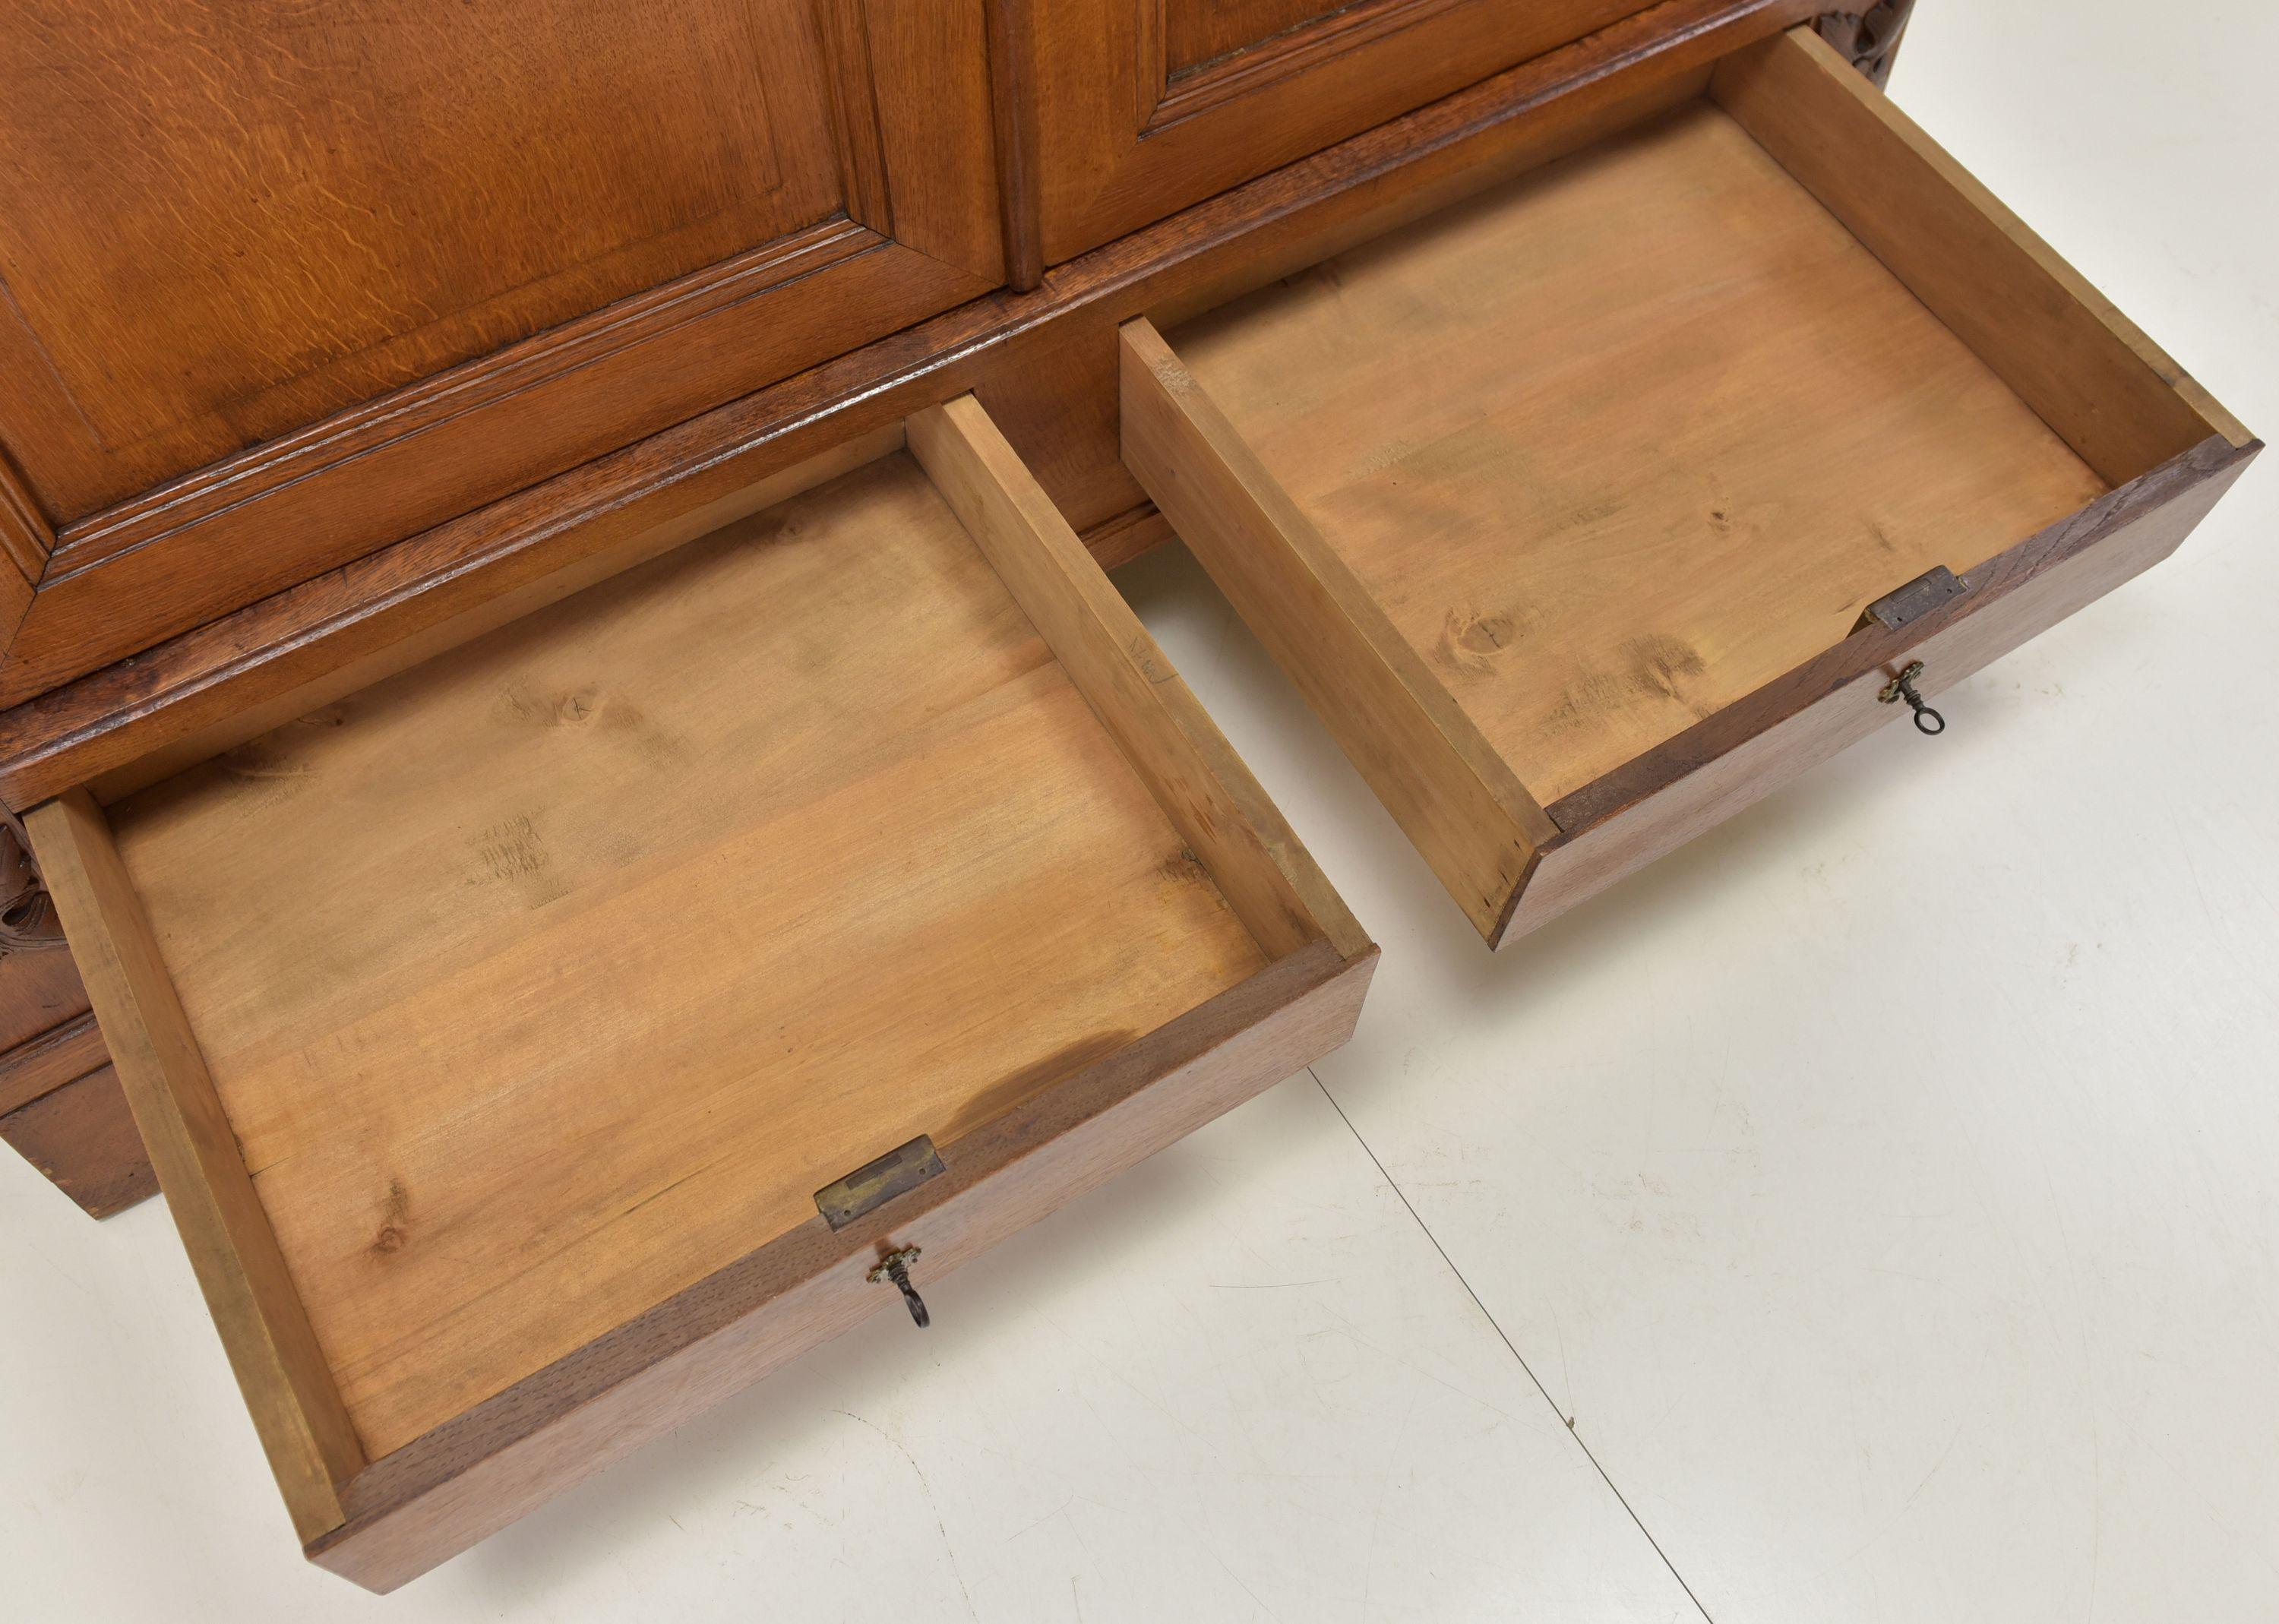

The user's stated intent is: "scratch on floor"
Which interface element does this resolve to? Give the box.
[836,1409,980,1622]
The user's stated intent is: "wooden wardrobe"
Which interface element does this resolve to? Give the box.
[0,0,2252,1588]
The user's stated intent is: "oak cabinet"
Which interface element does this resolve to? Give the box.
[0,0,2257,1593]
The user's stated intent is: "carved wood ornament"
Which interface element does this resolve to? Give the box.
[1816,1,1915,86]
[0,813,65,956]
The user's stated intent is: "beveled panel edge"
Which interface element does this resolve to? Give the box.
[48,223,877,577]
[0,235,992,707]
[1145,0,1472,133]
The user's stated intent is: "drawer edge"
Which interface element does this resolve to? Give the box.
[1503,434,2255,940]
[307,940,1373,1592]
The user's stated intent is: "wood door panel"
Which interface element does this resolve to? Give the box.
[0,0,841,520]
[1018,0,1655,262]
[0,0,1000,703]
[1163,0,1356,75]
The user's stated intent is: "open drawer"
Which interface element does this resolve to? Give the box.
[1121,24,2257,947]
[23,400,1374,1590]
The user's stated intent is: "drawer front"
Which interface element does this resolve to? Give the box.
[307,942,1367,1592]
[24,400,1373,1589]
[1120,25,2254,948]
[1511,442,2252,936]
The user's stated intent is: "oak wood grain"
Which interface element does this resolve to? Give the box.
[0,0,847,520]
[1121,318,1554,943]
[1022,0,1671,261]
[0,448,48,584]
[911,395,1370,960]
[24,789,364,1542]
[0,0,1806,810]
[2,236,991,710]
[0,2,1004,704]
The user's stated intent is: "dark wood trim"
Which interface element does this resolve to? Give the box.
[0,0,1806,812]
[0,445,49,583]
[308,940,1373,1591]
[1146,0,1467,133]
[0,1063,155,1219]
[46,221,871,580]
[0,1008,106,1117]
[815,0,897,236]
[822,0,1008,283]
[0,232,992,708]
[1813,2,1914,87]
[1544,436,2259,837]
[0,2,1010,705]
[985,0,1048,289]
[0,810,64,952]
[1079,502,1179,570]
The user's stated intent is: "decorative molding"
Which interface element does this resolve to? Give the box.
[0,811,65,956]
[46,220,879,582]
[0,0,1806,811]
[985,0,1048,289]
[0,3,1004,706]
[0,446,49,584]
[0,232,988,708]
[0,1011,107,1118]
[814,0,896,236]
[1143,0,1466,134]
[1814,2,1914,87]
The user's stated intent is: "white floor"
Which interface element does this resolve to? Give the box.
[4,5,2274,1619]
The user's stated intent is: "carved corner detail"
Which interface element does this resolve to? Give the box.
[1816,2,1916,88]
[0,814,66,957]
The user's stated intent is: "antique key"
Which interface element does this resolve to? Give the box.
[1879,660,1946,735]
[869,1246,931,1328]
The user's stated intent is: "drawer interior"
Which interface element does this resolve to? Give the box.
[108,449,1267,1461]
[27,400,1370,1584]
[1123,25,2250,945]
[1168,100,2102,806]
